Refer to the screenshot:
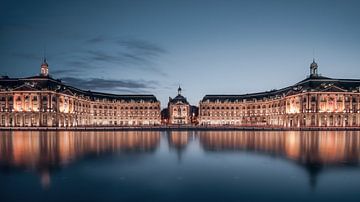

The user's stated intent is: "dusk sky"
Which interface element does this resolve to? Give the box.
[1,0,360,107]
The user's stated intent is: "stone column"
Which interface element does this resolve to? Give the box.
[6,114,9,127]
[20,113,24,127]
[5,94,8,111]
[47,94,50,112]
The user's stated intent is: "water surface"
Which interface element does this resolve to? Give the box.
[1,130,360,202]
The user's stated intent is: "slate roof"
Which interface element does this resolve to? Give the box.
[169,94,189,104]
[0,76,158,102]
[202,75,360,102]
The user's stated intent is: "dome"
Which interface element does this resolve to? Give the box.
[169,86,189,104]
[169,94,189,104]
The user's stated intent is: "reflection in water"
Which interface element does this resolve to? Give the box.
[199,131,360,187]
[0,131,160,188]
[1,130,360,189]
[168,131,192,161]
[199,131,360,165]
[168,131,190,150]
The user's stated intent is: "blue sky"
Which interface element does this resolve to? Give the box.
[1,0,360,106]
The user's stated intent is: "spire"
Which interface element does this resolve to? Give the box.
[177,85,182,95]
[43,45,47,63]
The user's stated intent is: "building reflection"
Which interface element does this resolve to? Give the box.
[198,131,360,187]
[0,131,160,188]
[168,131,190,149]
[1,131,360,189]
[167,131,192,161]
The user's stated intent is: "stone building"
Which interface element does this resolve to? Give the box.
[2,58,360,128]
[167,86,191,124]
[0,59,161,127]
[199,60,360,127]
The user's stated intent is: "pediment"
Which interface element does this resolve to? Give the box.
[321,85,347,92]
[285,90,299,96]
[59,88,75,96]
[13,84,38,91]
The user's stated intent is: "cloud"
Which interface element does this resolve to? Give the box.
[81,36,167,66]
[87,50,122,63]
[117,38,166,56]
[60,37,168,76]
[84,50,151,65]
[61,60,99,70]
[60,77,158,93]
[85,36,106,44]
[7,36,168,78]
[51,69,81,75]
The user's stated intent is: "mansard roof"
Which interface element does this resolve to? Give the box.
[202,75,360,102]
[0,76,158,102]
[169,94,189,104]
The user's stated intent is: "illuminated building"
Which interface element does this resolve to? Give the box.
[167,86,191,124]
[0,59,161,127]
[199,60,360,127]
[2,59,360,128]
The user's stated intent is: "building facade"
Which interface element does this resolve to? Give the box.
[199,60,360,127]
[167,86,191,124]
[2,59,360,128]
[0,60,161,127]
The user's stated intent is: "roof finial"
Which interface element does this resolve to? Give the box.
[177,85,182,95]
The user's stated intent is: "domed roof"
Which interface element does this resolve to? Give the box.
[169,86,189,104]
[169,94,189,104]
